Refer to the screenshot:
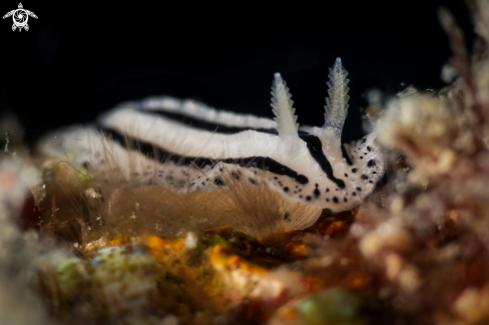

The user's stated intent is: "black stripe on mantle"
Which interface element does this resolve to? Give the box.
[99,127,309,185]
[138,108,278,135]
[298,134,346,189]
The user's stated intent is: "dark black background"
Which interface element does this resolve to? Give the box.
[0,1,474,148]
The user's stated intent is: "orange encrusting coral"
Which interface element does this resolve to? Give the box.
[210,245,269,275]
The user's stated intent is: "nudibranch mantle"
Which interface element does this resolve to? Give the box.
[39,58,384,212]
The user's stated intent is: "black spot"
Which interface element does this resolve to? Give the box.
[306,196,312,201]
[201,182,206,186]
[373,171,377,174]
[298,189,302,192]
[333,197,339,203]
[294,191,297,194]
[206,178,210,181]
[367,160,376,167]
[352,192,357,196]
[360,156,363,159]
[326,198,330,202]
[214,177,225,186]
[352,168,357,173]
[274,176,278,180]
[295,185,299,188]
[231,171,240,180]
[249,178,257,185]
[283,212,290,220]
[299,195,303,198]
[369,180,373,183]
[219,168,224,172]
[313,188,320,198]
[284,187,289,192]
[367,146,371,152]
[326,188,330,193]
[344,173,348,177]
[357,187,362,191]
[344,197,348,202]
[361,138,367,144]
[362,175,369,180]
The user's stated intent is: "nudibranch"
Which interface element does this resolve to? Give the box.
[39,58,384,213]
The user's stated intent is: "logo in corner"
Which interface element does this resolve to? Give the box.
[3,3,37,32]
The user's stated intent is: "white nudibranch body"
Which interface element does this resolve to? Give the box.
[38,58,384,213]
